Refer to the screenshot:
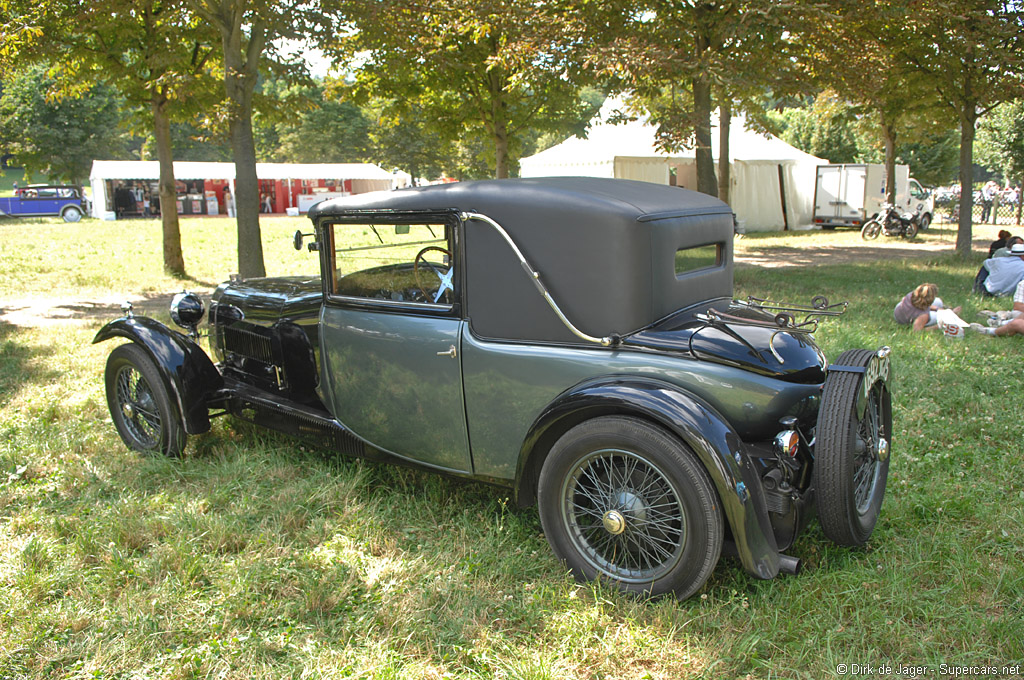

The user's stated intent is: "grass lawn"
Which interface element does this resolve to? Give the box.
[1,216,1022,679]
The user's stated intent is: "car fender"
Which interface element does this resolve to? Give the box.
[93,316,223,434]
[515,376,783,580]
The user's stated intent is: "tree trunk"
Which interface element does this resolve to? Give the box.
[956,114,976,258]
[231,104,265,278]
[152,93,186,277]
[692,26,717,197]
[493,116,509,179]
[718,101,731,205]
[220,14,266,279]
[883,124,898,206]
[489,68,510,179]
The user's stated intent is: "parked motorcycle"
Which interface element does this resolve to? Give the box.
[861,203,922,240]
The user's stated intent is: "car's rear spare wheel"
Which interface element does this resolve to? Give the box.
[538,416,722,599]
[816,349,892,546]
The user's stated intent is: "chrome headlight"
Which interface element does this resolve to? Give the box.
[773,430,799,458]
[170,291,205,333]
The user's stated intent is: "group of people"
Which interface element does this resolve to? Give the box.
[974,232,1024,297]
[894,231,1024,338]
[933,182,1021,224]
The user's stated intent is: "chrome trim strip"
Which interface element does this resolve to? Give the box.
[326,294,452,313]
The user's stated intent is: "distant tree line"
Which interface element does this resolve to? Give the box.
[2,0,1022,271]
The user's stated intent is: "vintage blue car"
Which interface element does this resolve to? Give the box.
[95,177,892,599]
[0,184,86,222]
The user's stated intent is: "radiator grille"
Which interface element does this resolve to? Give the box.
[223,325,274,363]
[764,489,792,515]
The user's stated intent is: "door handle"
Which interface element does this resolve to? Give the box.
[436,344,457,359]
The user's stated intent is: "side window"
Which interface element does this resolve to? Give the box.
[329,222,455,306]
[909,181,928,200]
[675,243,722,278]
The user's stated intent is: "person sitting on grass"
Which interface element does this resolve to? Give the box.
[974,242,1024,297]
[992,235,1024,258]
[989,230,1013,256]
[971,280,1024,337]
[894,283,961,331]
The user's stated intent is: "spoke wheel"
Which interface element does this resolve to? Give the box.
[105,343,186,457]
[538,416,722,599]
[815,349,892,546]
[852,382,886,514]
[561,448,686,582]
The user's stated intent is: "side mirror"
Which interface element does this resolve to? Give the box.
[293,230,319,252]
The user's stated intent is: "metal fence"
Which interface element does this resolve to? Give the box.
[934,195,1023,226]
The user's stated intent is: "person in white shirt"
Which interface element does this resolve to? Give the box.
[977,243,1024,296]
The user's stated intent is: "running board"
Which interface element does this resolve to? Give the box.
[217,377,366,458]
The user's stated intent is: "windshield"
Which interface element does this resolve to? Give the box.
[328,222,454,306]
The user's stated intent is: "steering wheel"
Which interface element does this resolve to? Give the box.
[413,246,454,303]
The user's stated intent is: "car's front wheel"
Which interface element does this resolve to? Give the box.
[538,416,722,599]
[105,343,186,457]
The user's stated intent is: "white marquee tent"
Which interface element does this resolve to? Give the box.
[519,104,828,231]
[88,160,397,218]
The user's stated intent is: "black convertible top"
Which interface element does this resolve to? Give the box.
[309,177,730,222]
[310,178,735,344]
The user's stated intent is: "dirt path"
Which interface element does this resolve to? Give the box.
[735,240,958,268]
[0,289,213,328]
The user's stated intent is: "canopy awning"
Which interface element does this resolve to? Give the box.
[89,160,395,181]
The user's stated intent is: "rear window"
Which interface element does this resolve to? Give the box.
[675,244,722,277]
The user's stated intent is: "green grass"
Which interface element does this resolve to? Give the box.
[1,217,1023,678]
[0,215,319,301]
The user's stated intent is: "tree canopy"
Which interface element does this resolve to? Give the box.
[0,65,128,184]
[339,0,596,179]
[904,0,1024,256]
[259,81,373,164]
[796,0,952,204]
[582,0,801,198]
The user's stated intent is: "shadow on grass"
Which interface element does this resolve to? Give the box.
[170,272,220,290]
[0,321,62,408]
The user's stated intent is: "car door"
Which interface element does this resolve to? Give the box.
[317,216,472,473]
[25,188,60,216]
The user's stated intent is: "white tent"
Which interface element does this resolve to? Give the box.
[88,160,397,218]
[519,104,828,231]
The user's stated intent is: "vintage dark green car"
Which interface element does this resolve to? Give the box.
[95,177,892,599]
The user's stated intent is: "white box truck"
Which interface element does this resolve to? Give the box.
[813,164,934,230]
